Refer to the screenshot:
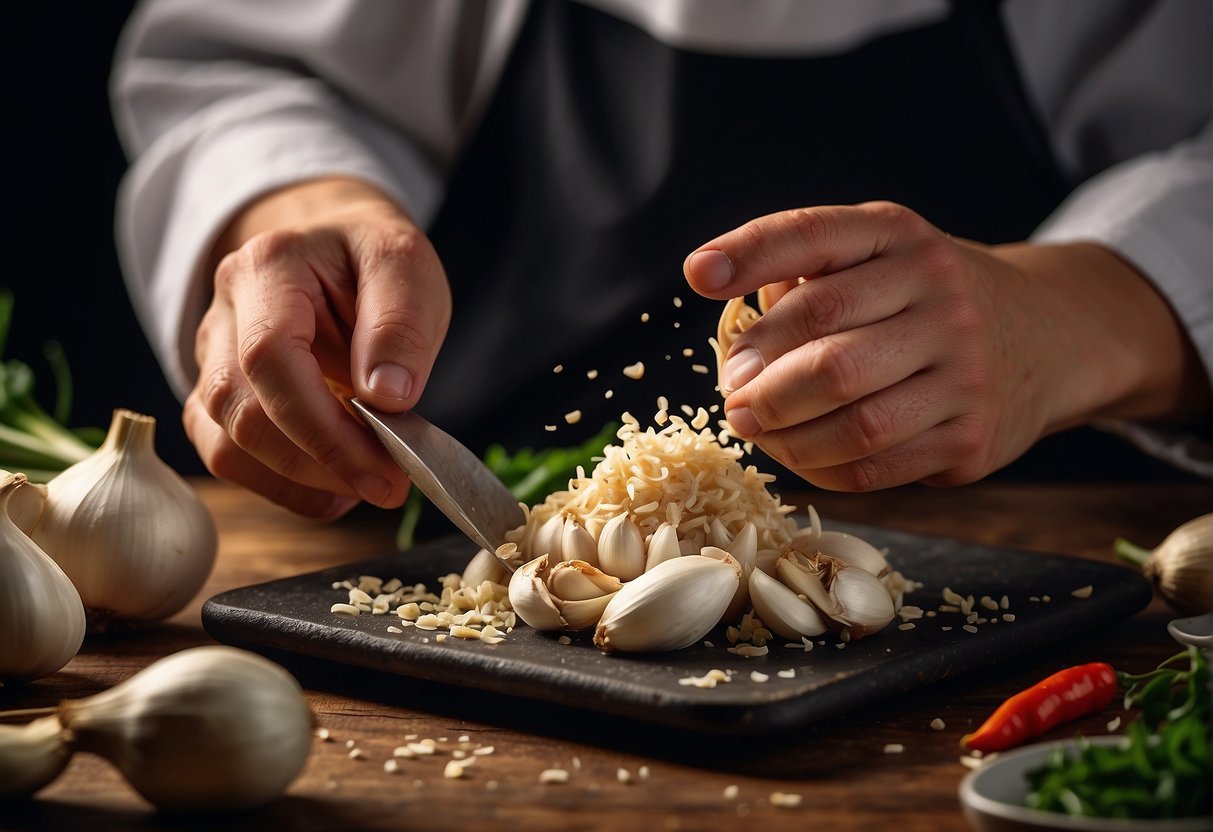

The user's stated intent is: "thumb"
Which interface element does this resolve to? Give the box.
[350,230,452,412]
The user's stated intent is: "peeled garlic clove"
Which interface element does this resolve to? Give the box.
[593,555,739,653]
[707,517,732,549]
[776,552,840,620]
[727,522,758,573]
[0,468,46,535]
[597,513,646,582]
[508,554,566,631]
[462,547,510,588]
[561,519,599,566]
[530,513,565,560]
[817,530,890,577]
[548,560,623,600]
[556,593,617,630]
[0,473,86,682]
[701,546,750,622]
[829,565,896,637]
[58,646,314,811]
[0,715,73,798]
[644,522,682,571]
[748,567,829,640]
[31,410,217,629]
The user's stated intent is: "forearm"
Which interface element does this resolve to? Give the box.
[989,241,1211,433]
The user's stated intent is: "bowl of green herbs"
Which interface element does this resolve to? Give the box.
[959,647,1210,832]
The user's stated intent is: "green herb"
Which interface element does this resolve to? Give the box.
[1025,647,1210,820]
[395,421,619,550]
[0,289,100,481]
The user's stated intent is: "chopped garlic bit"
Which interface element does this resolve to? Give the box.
[898,623,916,631]
[473,746,495,756]
[678,669,731,688]
[539,768,570,784]
[750,671,770,683]
[930,718,946,731]
[544,424,557,432]
[691,364,709,375]
[617,768,633,784]
[315,727,331,741]
[565,410,583,425]
[883,743,905,754]
[727,644,768,657]
[383,759,399,774]
[673,296,683,308]
[962,624,978,634]
[553,364,564,373]
[348,748,364,760]
[1071,585,1093,599]
[723,784,740,800]
[623,361,645,380]
[769,792,802,808]
[1107,716,1121,732]
[638,766,650,780]
[444,760,468,779]
[330,603,359,615]
[777,668,796,679]
[641,312,650,322]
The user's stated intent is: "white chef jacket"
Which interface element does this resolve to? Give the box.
[108,0,1213,475]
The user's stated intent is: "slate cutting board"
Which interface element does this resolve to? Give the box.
[201,520,1151,734]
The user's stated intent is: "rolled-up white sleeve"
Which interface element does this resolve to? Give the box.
[1032,125,1213,476]
[108,0,508,399]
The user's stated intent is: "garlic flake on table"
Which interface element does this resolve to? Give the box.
[0,646,316,810]
[31,409,217,630]
[0,472,86,682]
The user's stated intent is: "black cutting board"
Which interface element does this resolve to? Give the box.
[201,521,1151,734]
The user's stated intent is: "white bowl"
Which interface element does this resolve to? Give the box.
[958,736,1212,832]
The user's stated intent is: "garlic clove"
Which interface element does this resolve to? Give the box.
[548,560,623,601]
[597,513,646,582]
[58,646,314,811]
[0,715,73,798]
[31,410,217,629]
[829,565,896,637]
[817,530,890,577]
[748,567,829,640]
[462,547,510,589]
[701,546,750,621]
[530,513,566,560]
[561,518,599,566]
[775,552,840,620]
[507,554,566,631]
[644,522,682,572]
[593,555,739,653]
[0,468,46,535]
[727,522,759,573]
[556,592,617,630]
[0,473,86,682]
[707,517,732,549]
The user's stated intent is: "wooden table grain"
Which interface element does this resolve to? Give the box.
[3,477,1208,831]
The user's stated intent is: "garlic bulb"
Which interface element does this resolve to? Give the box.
[594,554,740,653]
[0,473,86,682]
[0,467,46,534]
[31,409,217,629]
[0,646,316,809]
[1116,514,1213,616]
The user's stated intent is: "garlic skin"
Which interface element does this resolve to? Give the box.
[509,556,621,631]
[31,410,217,628]
[58,646,314,811]
[0,473,86,682]
[1119,513,1213,616]
[0,715,73,797]
[508,554,567,630]
[594,555,740,653]
[0,468,46,534]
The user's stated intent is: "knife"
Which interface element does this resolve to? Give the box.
[349,399,524,572]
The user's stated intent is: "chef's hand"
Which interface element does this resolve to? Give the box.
[184,177,451,517]
[684,201,1205,490]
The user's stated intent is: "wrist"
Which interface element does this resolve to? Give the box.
[991,241,1209,432]
[209,176,413,265]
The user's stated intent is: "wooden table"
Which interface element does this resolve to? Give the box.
[4,478,1208,831]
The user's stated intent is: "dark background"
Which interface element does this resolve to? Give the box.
[1,2,1199,485]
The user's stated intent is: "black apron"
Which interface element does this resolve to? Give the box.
[422,0,1072,475]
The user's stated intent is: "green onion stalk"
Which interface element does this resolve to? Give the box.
[0,289,101,481]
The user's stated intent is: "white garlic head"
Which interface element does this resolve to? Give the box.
[0,472,86,682]
[32,409,217,629]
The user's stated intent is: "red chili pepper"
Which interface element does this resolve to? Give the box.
[961,662,1119,753]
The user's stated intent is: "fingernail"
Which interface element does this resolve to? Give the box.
[368,363,413,401]
[686,250,734,291]
[725,406,761,437]
[721,347,764,394]
[354,473,393,506]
